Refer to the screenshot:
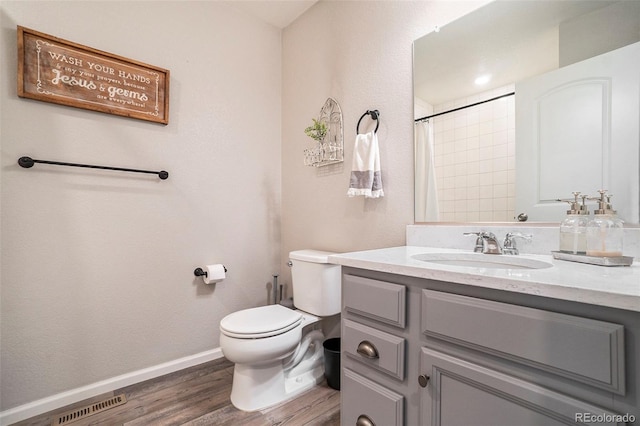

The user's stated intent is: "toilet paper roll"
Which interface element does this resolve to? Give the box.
[203,264,226,284]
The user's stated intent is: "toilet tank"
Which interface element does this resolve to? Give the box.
[289,250,341,316]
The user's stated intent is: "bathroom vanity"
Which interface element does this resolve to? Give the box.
[330,247,640,426]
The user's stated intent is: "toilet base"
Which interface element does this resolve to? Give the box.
[229,329,325,412]
[230,362,324,412]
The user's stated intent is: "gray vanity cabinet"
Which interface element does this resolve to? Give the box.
[340,267,640,426]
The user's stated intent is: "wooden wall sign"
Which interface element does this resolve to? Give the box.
[17,26,169,124]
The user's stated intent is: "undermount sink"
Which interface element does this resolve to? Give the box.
[411,252,553,270]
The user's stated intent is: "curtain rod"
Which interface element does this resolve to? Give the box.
[415,92,515,122]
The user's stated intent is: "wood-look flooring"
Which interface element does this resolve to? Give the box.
[13,358,340,426]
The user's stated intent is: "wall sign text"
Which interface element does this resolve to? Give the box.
[18,26,170,124]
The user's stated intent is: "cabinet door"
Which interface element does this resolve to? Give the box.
[419,348,624,426]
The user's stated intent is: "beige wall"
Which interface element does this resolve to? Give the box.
[1,1,281,411]
[280,1,486,276]
[0,0,487,418]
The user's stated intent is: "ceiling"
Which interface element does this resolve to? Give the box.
[413,0,614,105]
[227,0,319,29]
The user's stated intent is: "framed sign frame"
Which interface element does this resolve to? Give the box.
[17,26,170,124]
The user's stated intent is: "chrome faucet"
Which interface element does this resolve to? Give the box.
[464,232,484,252]
[465,231,533,255]
[502,232,533,255]
[464,231,502,254]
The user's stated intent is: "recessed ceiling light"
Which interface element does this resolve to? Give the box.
[474,74,491,85]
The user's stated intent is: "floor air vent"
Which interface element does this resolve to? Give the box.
[52,394,127,425]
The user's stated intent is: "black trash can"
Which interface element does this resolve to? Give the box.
[323,337,341,390]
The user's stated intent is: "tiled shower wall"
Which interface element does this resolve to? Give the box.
[432,85,516,221]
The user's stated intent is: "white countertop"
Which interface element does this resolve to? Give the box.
[329,246,640,312]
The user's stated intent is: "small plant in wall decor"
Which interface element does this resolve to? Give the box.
[302,98,344,167]
[304,118,328,142]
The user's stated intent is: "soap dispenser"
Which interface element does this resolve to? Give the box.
[559,192,589,254]
[586,190,624,257]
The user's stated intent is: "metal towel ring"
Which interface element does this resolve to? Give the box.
[356,110,380,135]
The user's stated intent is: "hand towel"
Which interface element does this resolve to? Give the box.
[347,131,384,198]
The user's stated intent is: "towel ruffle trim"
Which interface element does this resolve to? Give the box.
[347,188,384,198]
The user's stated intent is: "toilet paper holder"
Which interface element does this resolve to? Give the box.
[194,266,227,277]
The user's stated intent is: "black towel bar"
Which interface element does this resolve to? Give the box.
[18,156,169,180]
[356,109,380,135]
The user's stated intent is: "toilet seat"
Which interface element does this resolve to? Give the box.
[220,305,303,339]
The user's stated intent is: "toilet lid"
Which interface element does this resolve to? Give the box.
[220,305,303,339]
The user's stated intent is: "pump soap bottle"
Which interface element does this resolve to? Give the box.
[586,190,624,257]
[559,192,589,254]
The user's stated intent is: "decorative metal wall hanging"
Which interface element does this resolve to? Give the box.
[303,98,344,167]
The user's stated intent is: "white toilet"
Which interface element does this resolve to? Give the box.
[219,250,341,411]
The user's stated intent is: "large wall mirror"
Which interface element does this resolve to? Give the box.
[414,0,640,225]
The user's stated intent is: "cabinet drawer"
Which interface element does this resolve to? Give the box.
[420,347,624,426]
[421,290,625,394]
[343,319,405,380]
[342,368,404,426]
[343,275,406,328]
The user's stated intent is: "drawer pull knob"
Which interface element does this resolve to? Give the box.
[356,414,375,426]
[418,374,430,388]
[356,341,379,359]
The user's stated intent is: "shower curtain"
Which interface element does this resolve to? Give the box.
[414,120,439,222]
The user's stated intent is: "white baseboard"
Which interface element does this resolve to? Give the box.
[0,348,224,426]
